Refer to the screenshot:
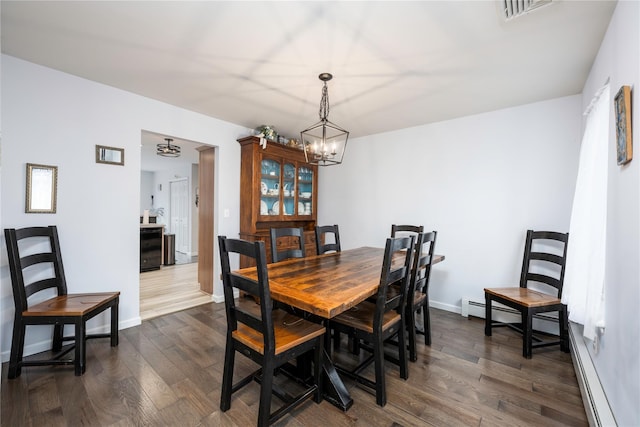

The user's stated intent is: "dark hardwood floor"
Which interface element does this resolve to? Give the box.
[1,305,587,426]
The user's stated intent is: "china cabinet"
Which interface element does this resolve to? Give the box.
[238,136,318,267]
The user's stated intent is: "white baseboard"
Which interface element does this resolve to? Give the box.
[430,300,461,314]
[569,322,617,427]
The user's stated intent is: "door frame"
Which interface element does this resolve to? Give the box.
[197,146,215,295]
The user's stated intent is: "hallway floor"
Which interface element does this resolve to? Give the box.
[139,261,210,320]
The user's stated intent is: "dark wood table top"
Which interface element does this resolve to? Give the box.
[233,247,444,319]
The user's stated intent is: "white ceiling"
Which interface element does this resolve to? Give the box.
[2,1,616,151]
[139,131,202,172]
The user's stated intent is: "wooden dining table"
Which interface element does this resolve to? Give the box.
[232,246,445,411]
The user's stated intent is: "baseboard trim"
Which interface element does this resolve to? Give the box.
[569,322,617,427]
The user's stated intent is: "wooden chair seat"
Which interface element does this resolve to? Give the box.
[387,287,427,308]
[412,292,427,307]
[332,301,401,334]
[484,287,561,308]
[233,311,325,355]
[23,293,120,317]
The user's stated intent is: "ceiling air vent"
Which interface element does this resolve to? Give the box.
[501,0,552,20]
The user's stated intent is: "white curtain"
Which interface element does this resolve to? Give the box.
[562,83,609,345]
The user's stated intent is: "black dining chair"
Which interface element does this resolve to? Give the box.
[390,224,424,238]
[406,231,437,359]
[315,224,341,255]
[4,226,120,378]
[484,230,570,358]
[218,236,325,426]
[328,235,414,407]
[270,227,306,263]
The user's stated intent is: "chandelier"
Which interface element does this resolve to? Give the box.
[156,138,181,157]
[300,73,349,166]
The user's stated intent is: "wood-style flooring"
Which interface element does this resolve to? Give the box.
[1,304,587,426]
[140,261,211,320]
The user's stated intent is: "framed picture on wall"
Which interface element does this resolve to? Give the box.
[25,163,58,213]
[614,85,632,165]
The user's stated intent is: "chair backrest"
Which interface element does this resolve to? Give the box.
[5,226,68,314]
[372,236,415,330]
[408,231,437,305]
[519,230,569,297]
[390,224,424,238]
[218,236,276,354]
[270,227,306,262]
[315,225,341,255]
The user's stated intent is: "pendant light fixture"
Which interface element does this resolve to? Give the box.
[300,73,349,166]
[156,137,181,157]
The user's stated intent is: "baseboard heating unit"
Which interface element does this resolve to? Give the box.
[462,297,617,426]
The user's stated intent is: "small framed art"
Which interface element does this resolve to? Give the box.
[26,163,58,213]
[614,85,632,165]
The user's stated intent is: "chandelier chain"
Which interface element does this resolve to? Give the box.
[319,82,330,121]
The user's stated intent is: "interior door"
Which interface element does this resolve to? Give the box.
[170,178,189,254]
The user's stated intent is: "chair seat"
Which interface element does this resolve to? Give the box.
[332,301,401,333]
[233,310,325,355]
[23,292,120,317]
[485,287,561,308]
[388,285,426,307]
[413,292,427,307]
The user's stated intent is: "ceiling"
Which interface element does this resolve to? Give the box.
[140,131,202,172]
[2,1,616,149]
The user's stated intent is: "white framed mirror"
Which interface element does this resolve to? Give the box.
[96,145,125,166]
[26,163,58,213]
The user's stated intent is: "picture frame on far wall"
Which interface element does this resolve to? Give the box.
[26,163,58,213]
[96,144,125,166]
[614,85,632,165]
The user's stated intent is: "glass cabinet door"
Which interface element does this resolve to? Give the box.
[298,166,313,216]
[260,158,281,216]
[282,162,295,217]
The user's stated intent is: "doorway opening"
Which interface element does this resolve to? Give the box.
[139,130,210,320]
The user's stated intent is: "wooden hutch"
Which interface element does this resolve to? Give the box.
[238,136,318,267]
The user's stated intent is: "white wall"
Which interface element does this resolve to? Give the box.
[140,170,154,214]
[579,2,640,425]
[0,55,247,360]
[318,95,582,312]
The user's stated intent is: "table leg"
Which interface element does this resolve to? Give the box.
[321,348,353,411]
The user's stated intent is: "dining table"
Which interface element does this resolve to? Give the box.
[232,246,445,411]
